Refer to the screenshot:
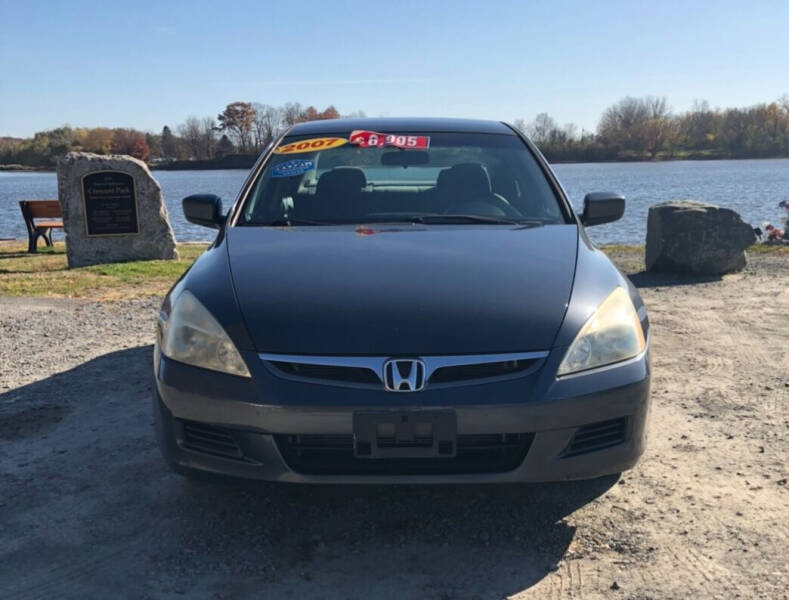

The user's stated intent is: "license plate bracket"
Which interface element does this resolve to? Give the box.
[353,410,457,459]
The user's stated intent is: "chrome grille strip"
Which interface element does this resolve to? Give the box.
[259,351,549,387]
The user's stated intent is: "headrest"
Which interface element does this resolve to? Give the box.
[317,167,367,196]
[437,163,491,195]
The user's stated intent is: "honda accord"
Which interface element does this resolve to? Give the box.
[153,117,650,483]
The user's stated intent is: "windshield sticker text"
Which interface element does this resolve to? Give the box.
[274,137,347,155]
[271,159,315,178]
[349,130,431,149]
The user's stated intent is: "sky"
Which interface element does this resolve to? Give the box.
[2,0,788,138]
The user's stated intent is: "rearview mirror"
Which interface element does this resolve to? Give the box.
[183,194,224,229]
[581,192,625,226]
[381,150,429,166]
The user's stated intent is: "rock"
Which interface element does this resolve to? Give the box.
[57,152,178,268]
[645,201,756,274]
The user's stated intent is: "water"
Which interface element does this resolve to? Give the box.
[553,159,789,244]
[0,169,249,243]
[2,159,788,244]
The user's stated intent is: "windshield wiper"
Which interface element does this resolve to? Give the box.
[398,214,542,226]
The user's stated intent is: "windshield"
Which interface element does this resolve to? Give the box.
[239,131,567,226]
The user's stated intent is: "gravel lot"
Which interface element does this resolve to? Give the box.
[1,252,787,599]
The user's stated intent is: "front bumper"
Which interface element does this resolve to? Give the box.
[154,346,650,483]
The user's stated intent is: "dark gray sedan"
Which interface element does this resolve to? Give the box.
[153,117,650,483]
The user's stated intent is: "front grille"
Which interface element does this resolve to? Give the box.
[563,418,627,457]
[180,420,246,461]
[429,359,538,384]
[275,433,534,475]
[260,351,548,390]
[268,362,380,385]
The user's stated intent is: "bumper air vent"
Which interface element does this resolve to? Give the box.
[275,433,534,475]
[563,418,627,458]
[179,420,246,461]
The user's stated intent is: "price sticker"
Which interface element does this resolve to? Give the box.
[349,130,430,149]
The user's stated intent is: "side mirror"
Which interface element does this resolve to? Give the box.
[183,194,224,229]
[581,192,625,226]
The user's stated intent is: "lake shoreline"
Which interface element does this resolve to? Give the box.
[4,154,789,173]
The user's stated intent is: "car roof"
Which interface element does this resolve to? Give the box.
[287,117,515,136]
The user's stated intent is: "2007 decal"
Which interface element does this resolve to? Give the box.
[274,137,347,154]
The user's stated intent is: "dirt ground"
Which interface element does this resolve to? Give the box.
[1,251,787,599]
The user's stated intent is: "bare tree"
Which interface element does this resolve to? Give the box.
[778,94,789,114]
[200,117,217,159]
[178,116,202,159]
[251,103,284,150]
[281,102,304,127]
[511,118,527,134]
[598,96,671,156]
[526,113,559,145]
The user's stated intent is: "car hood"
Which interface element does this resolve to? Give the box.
[226,224,578,355]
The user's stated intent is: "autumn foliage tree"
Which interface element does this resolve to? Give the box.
[83,127,114,154]
[111,129,150,161]
[217,102,256,152]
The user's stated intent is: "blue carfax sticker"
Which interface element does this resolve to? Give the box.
[271,159,315,178]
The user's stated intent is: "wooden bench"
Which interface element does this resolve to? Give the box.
[19,200,64,253]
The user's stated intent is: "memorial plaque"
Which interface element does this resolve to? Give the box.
[58,153,177,267]
[81,171,139,236]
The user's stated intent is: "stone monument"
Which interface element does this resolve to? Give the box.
[57,152,178,268]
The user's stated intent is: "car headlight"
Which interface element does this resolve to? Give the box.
[161,290,251,378]
[557,287,646,376]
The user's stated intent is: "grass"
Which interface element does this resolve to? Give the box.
[744,242,789,254]
[0,240,786,300]
[0,241,207,299]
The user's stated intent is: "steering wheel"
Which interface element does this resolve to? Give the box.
[446,194,521,218]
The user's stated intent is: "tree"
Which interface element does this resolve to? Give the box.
[217,102,256,152]
[146,132,162,160]
[251,103,284,150]
[215,134,234,158]
[319,105,341,120]
[301,105,341,121]
[178,116,203,159]
[130,134,150,161]
[526,113,559,145]
[281,102,304,127]
[111,129,149,160]
[84,127,114,154]
[161,126,177,160]
[46,126,75,156]
[200,117,217,159]
[598,96,671,156]
[642,97,672,157]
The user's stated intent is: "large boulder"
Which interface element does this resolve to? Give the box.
[57,152,178,268]
[645,201,756,274]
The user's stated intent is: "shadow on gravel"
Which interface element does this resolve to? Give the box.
[1,345,618,599]
[627,270,722,288]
